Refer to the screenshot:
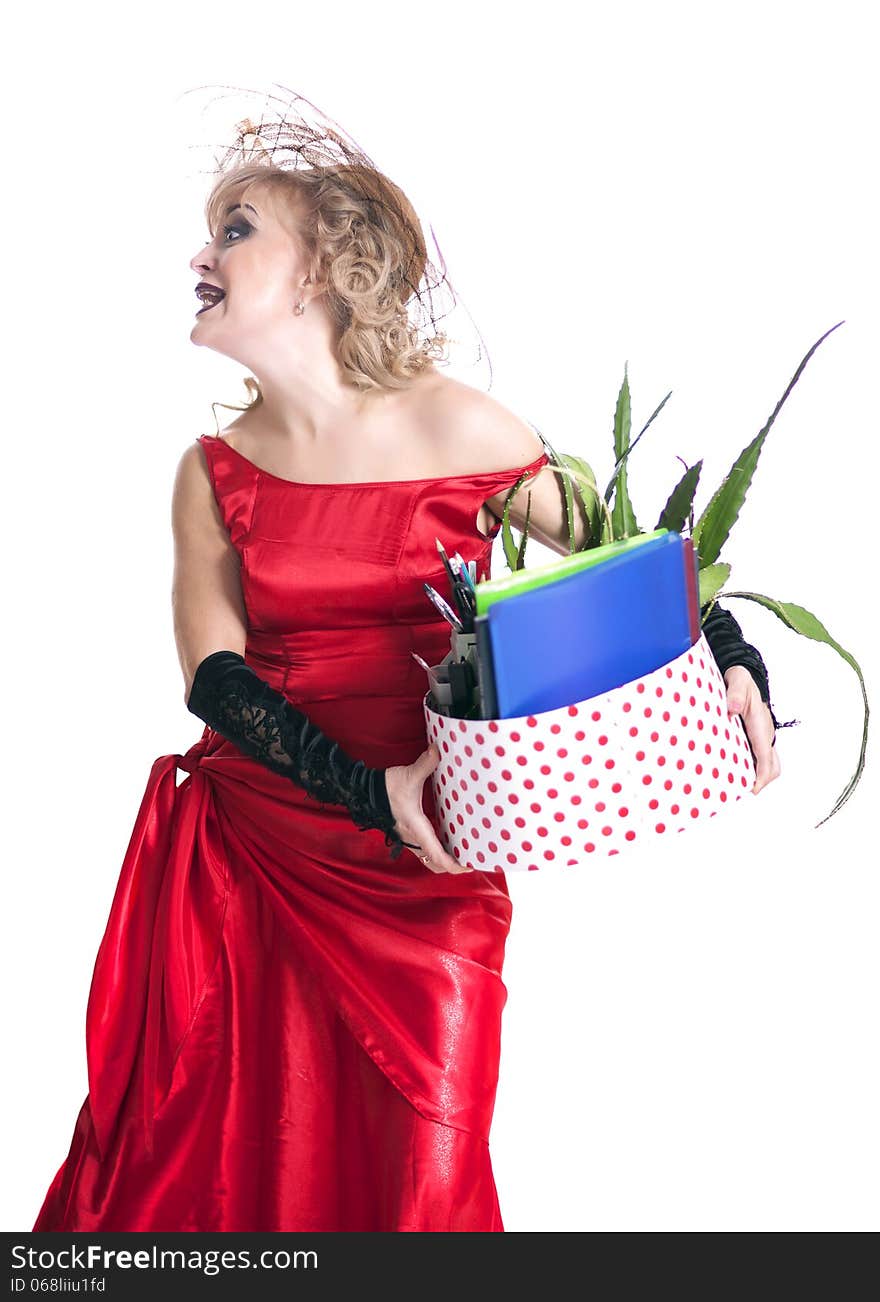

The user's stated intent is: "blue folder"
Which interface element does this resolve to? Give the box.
[475,529,668,616]
[481,531,693,717]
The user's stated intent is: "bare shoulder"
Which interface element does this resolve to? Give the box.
[172,439,211,504]
[171,439,223,540]
[417,374,546,473]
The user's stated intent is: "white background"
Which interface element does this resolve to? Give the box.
[2,0,877,1232]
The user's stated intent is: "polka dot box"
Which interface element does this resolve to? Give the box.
[422,632,755,870]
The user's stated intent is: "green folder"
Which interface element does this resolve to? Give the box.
[474,528,669,617]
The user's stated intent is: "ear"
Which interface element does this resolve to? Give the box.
[301,271,329,299]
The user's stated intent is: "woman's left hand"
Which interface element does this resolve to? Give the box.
[723,664,781,795]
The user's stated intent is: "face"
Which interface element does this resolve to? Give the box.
[188,186,316,365]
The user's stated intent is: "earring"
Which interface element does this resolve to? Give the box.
[293,300,305,315]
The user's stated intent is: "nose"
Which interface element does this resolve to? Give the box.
[188,229,219,274]
[190,246,211,275]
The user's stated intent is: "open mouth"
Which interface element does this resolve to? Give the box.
[195,289,226,315]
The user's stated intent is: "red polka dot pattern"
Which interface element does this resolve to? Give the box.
[422,634,755,872]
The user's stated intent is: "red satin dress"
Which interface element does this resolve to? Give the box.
[33,433,550,1233]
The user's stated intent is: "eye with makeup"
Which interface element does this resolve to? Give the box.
[222,220,251,244]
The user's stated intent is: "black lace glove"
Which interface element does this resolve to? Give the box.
[701,601,791,739]
[186,650,422,861]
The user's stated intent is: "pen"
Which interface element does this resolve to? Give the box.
[453,553,476,592]
[436,537,474,625]
[423,582,463,631]
[448,558,475,627]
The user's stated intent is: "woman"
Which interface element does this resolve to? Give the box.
[33,148,780,1232]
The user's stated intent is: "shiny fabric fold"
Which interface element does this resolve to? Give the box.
[35,727,512,1230]
[88,735,225,1162]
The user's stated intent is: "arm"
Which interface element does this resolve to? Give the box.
[171,444,419,859]
[700,600,779,733]
[171,442,249,696]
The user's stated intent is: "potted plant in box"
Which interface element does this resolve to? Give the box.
[494,320,868,828]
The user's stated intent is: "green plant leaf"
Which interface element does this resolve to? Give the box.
[692,321,845,568]
[500,481,522,571]
[540,457,605,549]
[516,491,533,569]
[499,443,610,566]
[560,455,602,547]
[656,458,703,534]
[698,563,731,608]
[606,364,632,507]
[603,386,673,505]
[608,364,640,539]
[539,437,576,553]
[500,467,536,571]
[611,456,640,540]
[722,590,869,827]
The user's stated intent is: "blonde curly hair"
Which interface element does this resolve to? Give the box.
[204,159,450,400]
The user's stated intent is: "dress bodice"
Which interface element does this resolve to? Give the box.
[196,433,549,765]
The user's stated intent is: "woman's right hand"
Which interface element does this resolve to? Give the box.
[384,744,473,874]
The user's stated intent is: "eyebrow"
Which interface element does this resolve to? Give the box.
[225,203,259,218]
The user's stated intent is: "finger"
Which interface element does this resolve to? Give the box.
[726,688,749,717]
[756,746,782,793]
[423,848,473,874]
[410,822,472,874]
[745,712,776,794]
[404,746,442,799]
[414,852,472,874]
[752,746,773,793]
[416,742,441,773]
